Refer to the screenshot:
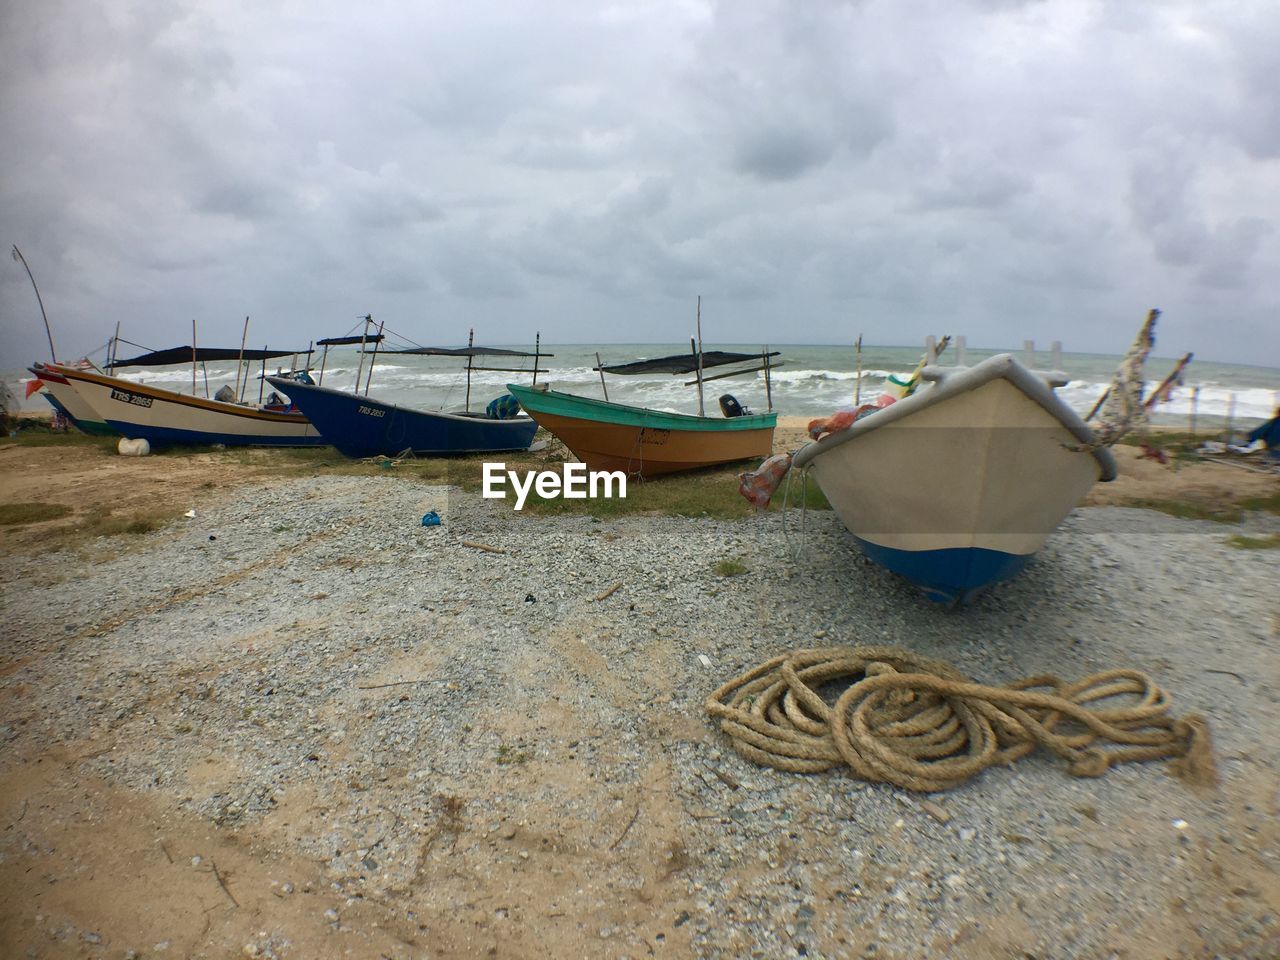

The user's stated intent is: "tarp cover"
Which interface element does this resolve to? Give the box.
[595,350,781,376]
[317,334,385,346]
[381,346,550,358]
[109,346,310,368]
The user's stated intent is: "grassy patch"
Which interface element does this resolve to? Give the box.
[1238,491,1280,516]
[712,557,749,577]
[0,502,74,525]
[1227,533,1280,550]
[495,744,529,765]
[1127,499,1243,523]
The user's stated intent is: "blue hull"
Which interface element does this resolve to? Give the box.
[268,378,539,459]
[853,537,1032,607]
[101,419,328,448]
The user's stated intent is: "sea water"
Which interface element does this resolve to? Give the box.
[12,342,1280,427]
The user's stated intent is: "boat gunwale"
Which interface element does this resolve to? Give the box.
[265,376,540,427]
[791,353,1117,481]
[506,383,777,432]
[45,362,313,424]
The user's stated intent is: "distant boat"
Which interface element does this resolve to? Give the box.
[791,348,1117,606]
[507,346,780,478]
[32,343,328,448]
[267,322,546,458]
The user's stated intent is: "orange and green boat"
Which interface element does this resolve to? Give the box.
[507,348,779,478]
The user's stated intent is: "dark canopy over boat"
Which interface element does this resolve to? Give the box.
[380,345,551,358]
[595,350,780,376]
[108,346,309,368]
[317,334,385,346]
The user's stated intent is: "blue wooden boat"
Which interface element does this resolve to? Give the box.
[265,324,546,458]
[264,377,539,458]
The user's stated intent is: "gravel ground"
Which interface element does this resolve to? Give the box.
[1,474,1278,959]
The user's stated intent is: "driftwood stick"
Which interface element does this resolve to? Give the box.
[210,859,239,907]
[357,680,430,690]
[462,540,506,554]
[594,581,623,602]
[610,806,641,850]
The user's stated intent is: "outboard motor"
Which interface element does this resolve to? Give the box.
[719,394,749,418]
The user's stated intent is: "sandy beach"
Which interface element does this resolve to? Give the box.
[1,425,1278,959]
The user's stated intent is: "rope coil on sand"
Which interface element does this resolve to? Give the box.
[704,646,1216,793]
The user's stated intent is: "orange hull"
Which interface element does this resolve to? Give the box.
[532,411,774,478]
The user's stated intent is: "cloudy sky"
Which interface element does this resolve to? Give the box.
[2,0,1278,366]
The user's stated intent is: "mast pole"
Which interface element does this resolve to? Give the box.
[364,320,385,395]
[532,332,540,386]
[354,314,370,392]
[259,348,266,404]
[596,352,609,401]
[465,327,474,412]
[110,321,121,369]
[11,245,56,362]
[319,344,330,385]
[854,333,863,405]
[234,315,249,401]
[695,295,705,417]
[763,345,773,412]
[191,319,198,394]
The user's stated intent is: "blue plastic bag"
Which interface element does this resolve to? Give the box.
[421,510,442,527]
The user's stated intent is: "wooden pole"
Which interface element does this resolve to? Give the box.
[532,332,541,387]
[259,348,266,404]
[690,337,704,416]
[11,245,56,362]
[318,343,331,386]
[1085,387,1110,423]
[465,328,474,412]
[191,319,198,394]
[854,334,863,405]
[695,296,705,417]
[596,352,609,401]
[1226,392,1236,442]
[763,346,773,412]
[1189,385,1199,437]
[364,320,384,395]
[234,315,249,401]
[354,314,370,392]
[1143,352,1193,411]
[110,321,120,369]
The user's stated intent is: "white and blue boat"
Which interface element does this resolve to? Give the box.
[792,348,1117,606]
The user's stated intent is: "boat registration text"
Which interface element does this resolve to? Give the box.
[110,389,153,408]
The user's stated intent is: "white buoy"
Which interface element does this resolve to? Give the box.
[117,437,150,456]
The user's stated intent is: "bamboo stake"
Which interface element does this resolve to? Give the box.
[465,327,474,412]
[234,316,249,402]
[695,296,705,417]
[854,334,863,405]
[354,314,371,393]
[11,245,56,362]
[763,345,773,412]
[596,352,609,401]
[364,320,385,395]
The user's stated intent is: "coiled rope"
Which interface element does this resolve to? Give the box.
[705,646,1216,793]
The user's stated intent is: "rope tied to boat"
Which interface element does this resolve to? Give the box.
[705,646,1217,793]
